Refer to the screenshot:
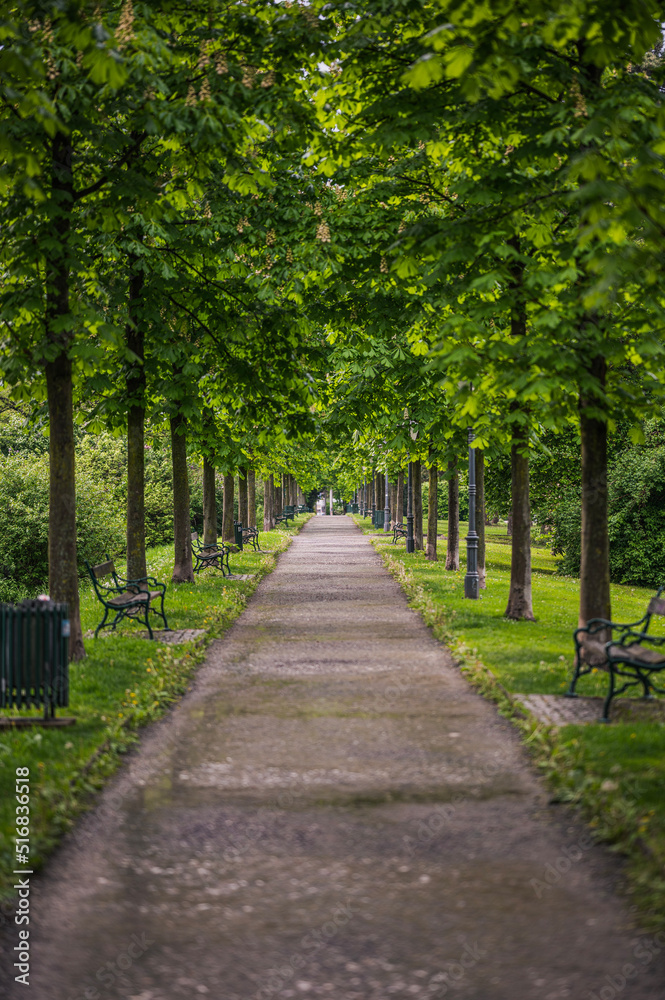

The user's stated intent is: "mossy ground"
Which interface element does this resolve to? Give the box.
[354,514,665,928]
[0,518,311,906]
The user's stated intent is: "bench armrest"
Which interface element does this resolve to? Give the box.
[119,574,166,595]
[92,580,124,598]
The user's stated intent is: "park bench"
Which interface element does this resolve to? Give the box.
[85,558,169,640]
[568,585,665,721]
[241,526,262,552]
[191,532,231,575]
[275,508,295,527]
[391,522,407,544]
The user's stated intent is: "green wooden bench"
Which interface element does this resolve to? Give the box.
[191,532,231,575]
[568,585,665,721]
[85,558,169,640]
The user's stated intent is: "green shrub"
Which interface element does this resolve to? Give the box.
[551,495,581,576]
[607,445,665,586]
[0,425,243,598]
[552,433,665,587]
[422,480,468,519]
[0,411,50,457]
[0,452,124,601]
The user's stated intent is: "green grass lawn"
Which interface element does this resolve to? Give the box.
[0,519,310,904]
[354,513,665,928]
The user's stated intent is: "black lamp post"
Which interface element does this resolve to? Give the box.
[464,427,479,599]
[406,460,415,553]
[405,414,418,553]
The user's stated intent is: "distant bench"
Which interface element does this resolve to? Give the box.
[275,508,295,527]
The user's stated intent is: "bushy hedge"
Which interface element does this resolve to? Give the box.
[0,427,245,600]
[552,429,665,587]
[422,480,469,520]
[0,450,125,602]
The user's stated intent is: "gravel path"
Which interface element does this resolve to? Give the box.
[3,516,664,999]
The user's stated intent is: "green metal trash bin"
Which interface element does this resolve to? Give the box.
[375,510,385,529]
[0,600,70,720]
[234,521,244,550]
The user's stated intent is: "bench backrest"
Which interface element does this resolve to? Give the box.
[90,559,115,580]
[647,595,665,617]
[642,586,665,633]
[85,558,120,598]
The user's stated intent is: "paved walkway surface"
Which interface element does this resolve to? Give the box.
[5,517,665,999]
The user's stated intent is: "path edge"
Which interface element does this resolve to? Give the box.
[370,537,665,935]
[0,517,313,920]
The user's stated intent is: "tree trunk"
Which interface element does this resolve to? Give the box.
[46,353,85,660]
[426,462,438,561]
[238,466,248,528]
[413,459,423,551]
[506,515,513,536]
[390,479,397,527]
[223,472,235,545]
[445,460,460,571]
[505,426,534,620]
[203,455,217,547]
[126,269,146,581]
[476,449,486,589]
[579,355,611,627]
[45,131,84,660]
[396,470,404,524]
[263,475,273,531]
[275,479,282,515]
[247,468,256,528]
[170,414,194,583]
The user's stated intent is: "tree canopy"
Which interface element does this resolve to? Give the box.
[1,0,665,651]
